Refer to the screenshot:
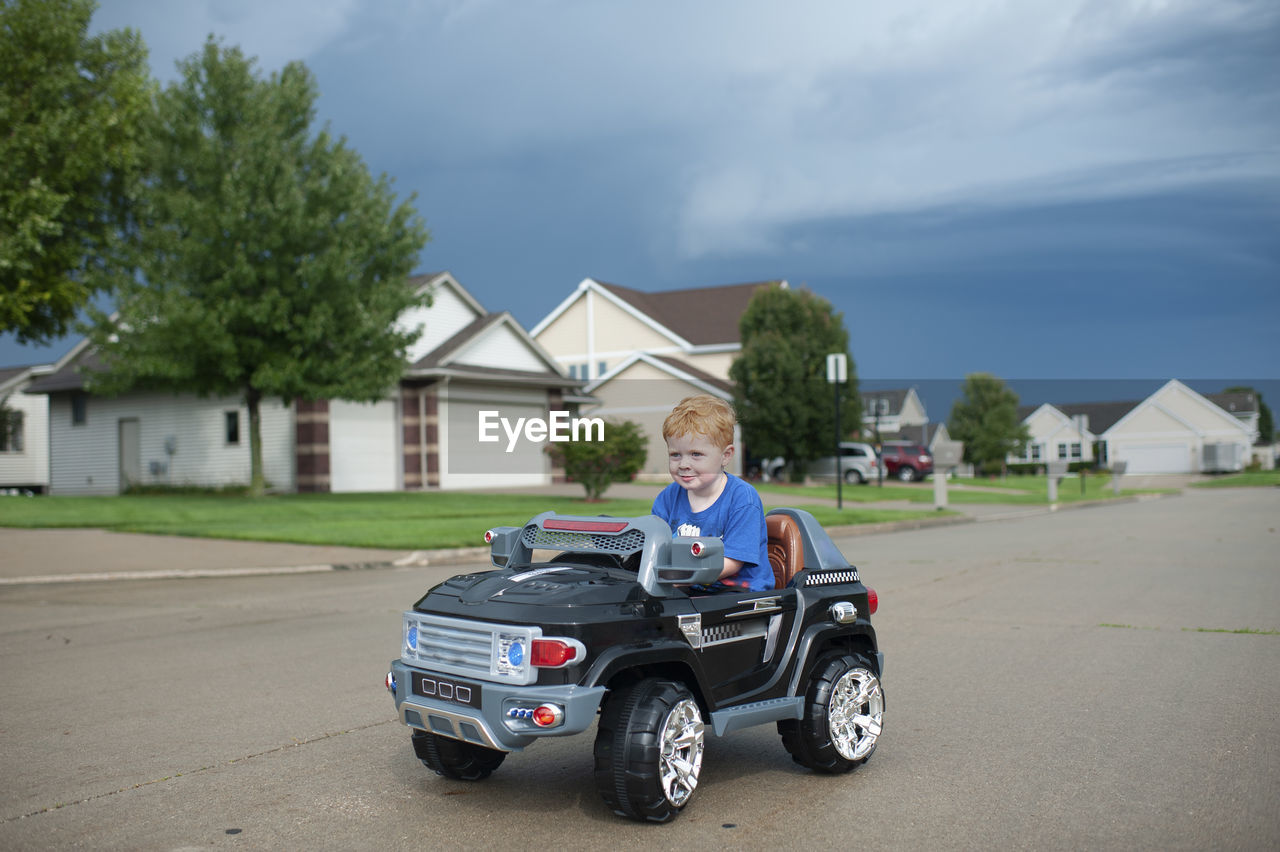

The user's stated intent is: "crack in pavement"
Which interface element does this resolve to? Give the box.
[3,717,400,824]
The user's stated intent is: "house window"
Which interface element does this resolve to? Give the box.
[225,411,240,445]
[1070,443,1082,460]
[1029,444,1041,461]
[71,392,88,426]
[1057,443,1068,460]
[0,410,23,452]
[597,361,607,377]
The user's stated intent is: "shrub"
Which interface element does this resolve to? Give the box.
[546,419,647,501]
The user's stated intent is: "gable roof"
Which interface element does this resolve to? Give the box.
[584,351,734,398]
[1102,379,1252,437]
[406,310,585,390]
[531,277,787,348]
[597,280,785,347]
[1207,391,1257,415]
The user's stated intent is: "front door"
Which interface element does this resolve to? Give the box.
[118,418,140,492]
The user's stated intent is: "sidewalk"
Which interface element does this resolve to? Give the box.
[0,476,1190,585]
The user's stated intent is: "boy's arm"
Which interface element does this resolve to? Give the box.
[718,557,745,580]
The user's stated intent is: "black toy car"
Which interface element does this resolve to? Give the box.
[386,507,884,823]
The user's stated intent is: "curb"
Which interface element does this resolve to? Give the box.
[1,492,1180,586]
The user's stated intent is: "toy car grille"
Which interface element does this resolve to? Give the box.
[522,525,645,554]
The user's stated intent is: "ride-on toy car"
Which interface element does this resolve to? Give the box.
[386,507,884,823]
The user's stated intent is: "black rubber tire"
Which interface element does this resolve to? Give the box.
[898,465,916,482]
[412,730,506,781]
[779,652,884,773]
[845,468,866,484]
[593,678,705,823]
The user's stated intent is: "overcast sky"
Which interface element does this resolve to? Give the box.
[4,0,1277,403]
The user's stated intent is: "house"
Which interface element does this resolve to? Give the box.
[531,277,786,479]
[1102,380,1252,474]
[861,388,928,440]
[582,352,737,481]
[530,277,786,384]
[1011,400,1135,466]
[1009,381,1253,474]
[23,273,584,494]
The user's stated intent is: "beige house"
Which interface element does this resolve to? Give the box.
[1103,380,1252,474]
[583,352,737,482]
[531,277,786,383]
[531,277,786,479]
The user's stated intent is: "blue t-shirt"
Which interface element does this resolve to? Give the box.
[651,473,774,591]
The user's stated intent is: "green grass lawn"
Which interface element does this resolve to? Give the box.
[1190,470,1280,488]
[0,489,947,550]
[758,473,1170,505]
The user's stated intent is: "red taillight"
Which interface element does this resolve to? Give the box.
[484,529,495,543]
[866,587,878,615]
[531,638,578,667]
[691,541,705,557]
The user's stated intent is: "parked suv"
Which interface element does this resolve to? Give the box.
[879,442,933,481]
[808,441,879,484]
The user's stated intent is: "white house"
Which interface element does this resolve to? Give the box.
[862,388,928,440]
[1102,380,1253,474]
[1011,401,1135,467]
[24,272,584,494]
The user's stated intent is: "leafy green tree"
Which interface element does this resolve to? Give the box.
[546,418,647,501]
[0,0,151,343]
[729,287,860,479]
[87,40,429,496]
[947,373,1030,475]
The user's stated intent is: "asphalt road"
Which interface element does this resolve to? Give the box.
[1,487,1277,850]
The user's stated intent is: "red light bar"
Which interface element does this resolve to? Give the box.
[543,518,629,533]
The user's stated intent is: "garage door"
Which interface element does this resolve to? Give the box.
[330,399,398,492]
[444,393,550,489]
[1115,443,1190,474]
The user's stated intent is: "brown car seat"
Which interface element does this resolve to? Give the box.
[766,513,804,588]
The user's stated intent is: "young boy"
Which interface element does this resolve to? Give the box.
[651,395,773,591]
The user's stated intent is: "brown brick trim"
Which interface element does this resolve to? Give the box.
[295,399,330,493]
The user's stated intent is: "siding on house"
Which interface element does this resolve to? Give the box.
[456,323,548,372]
[48,392,295,495]
[0,384,49,488]
[400,276,486,365]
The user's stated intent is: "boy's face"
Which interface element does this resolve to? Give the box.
[666,432,733,495]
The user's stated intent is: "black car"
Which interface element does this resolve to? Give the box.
[386,508,885,823]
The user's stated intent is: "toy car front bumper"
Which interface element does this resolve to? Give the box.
[388,659,606,752]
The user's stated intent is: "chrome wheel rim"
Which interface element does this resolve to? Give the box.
[829,667,884,761]
[659,698,705,806]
